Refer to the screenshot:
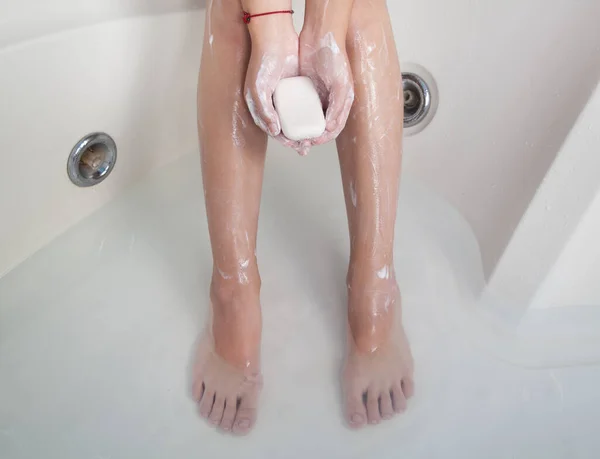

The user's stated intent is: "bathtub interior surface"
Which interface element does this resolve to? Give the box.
[3,0,600,281]
[394,0,600,277]
[2,1,600,456]
[0,11,203,277]
[1,149,600,459]
[0,0,206,49]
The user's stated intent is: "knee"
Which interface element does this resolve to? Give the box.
[347,0,389,35]
[345,0,394,62]
[206,0,249,47]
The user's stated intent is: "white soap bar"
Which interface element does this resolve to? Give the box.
[273,76,326,141]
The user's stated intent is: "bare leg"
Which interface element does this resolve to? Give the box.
[192,0,266,435]
[337,0,414,428]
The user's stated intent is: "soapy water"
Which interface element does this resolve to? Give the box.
[2,153,598,457]
[299,32,355,146]
[232,91,248,149]
[245,47,299,138]
[350,181,358,207]
[377,265,390,279]
[242,28,354,154]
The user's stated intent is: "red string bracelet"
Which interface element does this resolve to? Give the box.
[243,10,294,24]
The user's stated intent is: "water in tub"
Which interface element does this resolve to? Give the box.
[1,149,600,458]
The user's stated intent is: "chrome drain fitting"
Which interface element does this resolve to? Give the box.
[401,64,438,136]
[67,133,117,187]
[403,72,431,128]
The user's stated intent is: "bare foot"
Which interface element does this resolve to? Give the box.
[192,278,263,435]
[343,266,414,428]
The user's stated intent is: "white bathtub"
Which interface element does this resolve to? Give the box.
[1,1,600,457]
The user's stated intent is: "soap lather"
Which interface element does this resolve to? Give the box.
[273,76,326,142]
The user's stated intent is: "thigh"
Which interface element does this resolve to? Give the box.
[198,1,268,258]
[341,0,402,144]
[336,0,403,244]
[198,0,267,153]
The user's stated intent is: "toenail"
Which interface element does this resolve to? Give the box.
[237,419,250,428]
[351,414,364,423]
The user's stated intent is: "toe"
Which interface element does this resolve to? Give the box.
[192,380,204,402]
[391,382,407,413]
[220,397,237,432]
[208,395,225,425]
[402,376,415,399]
[345,391,368,429]
[366,388,381,424]
[233,409,257,435]
[232,393,258,435]
[379,391,394,420]
[198,390,215,419]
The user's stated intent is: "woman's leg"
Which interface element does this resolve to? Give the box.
[336,0,414,428]
[192,0,266,435]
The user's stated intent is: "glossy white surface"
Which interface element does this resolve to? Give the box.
[393,0,600,277]
[487,83,600,311]
[0,0,205,48]
[2,152,599,458]
[2,1,600,456]
[0,11,203,276]
[3,0,600,279]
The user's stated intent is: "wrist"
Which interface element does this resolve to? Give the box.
[247,14,296,45]
[241,0,294,39]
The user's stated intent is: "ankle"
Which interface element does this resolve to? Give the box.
[347,256,395,290]
[347,287,398,353]
[210,270,261,308]
[346,257,399,352]
[209,272,262,367]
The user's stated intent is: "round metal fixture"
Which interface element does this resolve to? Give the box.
[67,133,117,187]
[402,72,432,129]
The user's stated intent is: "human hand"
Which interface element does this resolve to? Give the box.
[297,30,354,154]
[244,20,301,146]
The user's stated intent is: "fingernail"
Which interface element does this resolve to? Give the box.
[269,123,279,136]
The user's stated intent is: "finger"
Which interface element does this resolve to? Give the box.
[274,134,302,151]
[244,87,269,134]
[254,83,281,136]
[297,140,311,156]
[311,117,345,145]
[311,116,340,145]
[311,88,354,146]
[320,88,354,144]
[311,130,336,146]
[336,86,355,132]
[325,82,354,132]
[244,86,280,136]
